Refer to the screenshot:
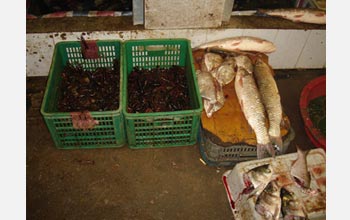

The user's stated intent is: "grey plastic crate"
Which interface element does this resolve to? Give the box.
[198,124,295,167]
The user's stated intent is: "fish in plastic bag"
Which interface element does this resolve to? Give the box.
[211,56,237,86]
[196,70,225,118]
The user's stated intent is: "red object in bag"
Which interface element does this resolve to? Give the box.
[81,37,99,59]
[70,111,99,130]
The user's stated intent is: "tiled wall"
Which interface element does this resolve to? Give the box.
[26,28,326,76]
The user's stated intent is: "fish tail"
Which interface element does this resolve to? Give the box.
[295,144,310,158]
[257,143,275,159]
[270,135,283,153]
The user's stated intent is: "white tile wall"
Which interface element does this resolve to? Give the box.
[269,30,310,69]
[296,30,326,68]
[26,28,326,76]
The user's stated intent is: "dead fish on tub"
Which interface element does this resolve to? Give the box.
[254,58,283,152]
[256,8,326,24]
[243,164,274,197]
[281,187,309,220]
[196,70,225,118]
[235,67,275,159]
[195,36,277,54]
[291,145,310,189]
[290,145,319,195]
[255,180,282,220]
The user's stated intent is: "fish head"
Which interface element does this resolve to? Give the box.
[245,164,274,189]
[265,180,280,194]
[281,188,294,202]
[202,52,224,72]
[254,164,272,174]
[281,187,308,219]
[250,164,273,181]
[215,63,236,85]
[234,55,253,73]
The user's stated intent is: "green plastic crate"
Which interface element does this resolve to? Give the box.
[123,39,203,149]
[40,40,126,149]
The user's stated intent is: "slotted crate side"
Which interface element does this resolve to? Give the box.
[198,125,296,167]
[41,40,126,149]
[125,40,187,70]
[58,42,121,71]
[123,39,203,149]
[43,112,125,149]
[126,114,201,148]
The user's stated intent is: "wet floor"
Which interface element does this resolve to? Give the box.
[26,68,325,220]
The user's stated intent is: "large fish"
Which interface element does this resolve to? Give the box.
[281,187,309,220]
[196,70,225,118]
[254,58,283,151]
[257,8,326,24]
[196,36,276,54]
[291,145,311,189]
[234,67,275,159]
[255,180,282,220]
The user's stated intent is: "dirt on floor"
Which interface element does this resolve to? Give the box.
[26,69,325,220]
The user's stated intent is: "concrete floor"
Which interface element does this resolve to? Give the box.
[26,69,325,220]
